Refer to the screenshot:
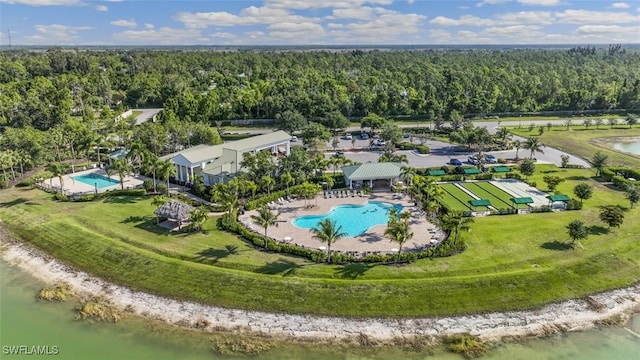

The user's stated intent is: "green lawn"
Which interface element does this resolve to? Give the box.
[440,183,482,211]
[439,188,471,212]
[1,166,639,317]
[509,127,640,167]
[460,182,514,210]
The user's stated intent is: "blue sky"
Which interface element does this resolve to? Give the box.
[0,0,639,45]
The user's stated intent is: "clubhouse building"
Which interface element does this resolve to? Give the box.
[160,131,292,186]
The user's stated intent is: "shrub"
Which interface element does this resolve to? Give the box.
[566,199,583,210]
[0,178,8,189]
[53,192,68,201]
[472,173,493,180]
[505,172,523,180]
[530,205,552,213]
[397,142,416,151]
[497,158,506,164]
[142,179,155,192]
[415,145,430,154]
[156,183,168,195]
[16,177,37,188]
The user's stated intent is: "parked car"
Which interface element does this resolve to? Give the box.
[485,154,498,163]
[290,136,298,142]
[359,133,369,140]
[450,159,463,166]
[403,133,411,138]
[342,134,352,140]
[376,139,386,146]
[468,156,480,165]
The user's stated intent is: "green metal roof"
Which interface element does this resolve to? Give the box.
[341,162,403,180]
[427,169,446,176]
[511,197,534,204]
[492,166,511,173]
[463,168,481,175]
[547,194,570,202]
[470,199,491,207]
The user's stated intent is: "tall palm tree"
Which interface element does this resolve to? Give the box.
[310,218,347,263]
[251,206,280,248]
[512,139,522,161]
[245,180,258,200]
[438,211,474,243]
[45,162,68,194]
[107,158,132,190]
[259,175,275,196]
[400,166,417,186]
[280,172,295,196]
[495,127,512,148]
[384,216,413,265]
[126,141,148,174]
[157,159,176,196]
[142,154,161,193]
[189,206,209,232]
[523,137,545,160]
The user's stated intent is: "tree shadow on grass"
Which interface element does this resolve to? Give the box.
[134,219,172,236]
[195,245,238,263]
[103,196,146,204]
[121,215,151,224]
[334,262,375,279]
[589,225,609,236]
[565,175,590,181]
[0,198,28,207]
[257,258,304,276]
[541,241,574,251]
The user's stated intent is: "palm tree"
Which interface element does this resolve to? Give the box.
[523,137,545,160]
[245,180,258,200]
[400,166,417,186]
[107,158,132,190]
[310,218,347,263]
[251,206,280,248]
[385,218,413,265]
[157,159,176,196]
[45,162,68,194]
[142,154,161,193]
[126,141,148,174]
[512,139,522,161]
[280,172,295,196]
[438,211,474,243]
[259,175,275,196]
[322,173,335,191]
[495,127,512,148]
[189,206,209,232]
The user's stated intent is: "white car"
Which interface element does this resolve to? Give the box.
[290,136,298,142]
[343,134,353,140]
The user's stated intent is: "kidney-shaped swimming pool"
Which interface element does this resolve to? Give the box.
[292,201,404,237]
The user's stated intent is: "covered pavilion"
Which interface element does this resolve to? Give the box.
[154,201,194,230]
[341,162,403,190]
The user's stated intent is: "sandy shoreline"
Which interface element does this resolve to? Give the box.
[1,239,639,342]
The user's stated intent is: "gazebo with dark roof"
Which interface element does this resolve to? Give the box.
[547,194,570,204]
[154,201,194,230]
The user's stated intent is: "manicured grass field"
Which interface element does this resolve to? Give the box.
[1,165,639,318]
[438,188,471,212]
[440,183,485,211]
[510,127,640,167]
[460,182,515,210]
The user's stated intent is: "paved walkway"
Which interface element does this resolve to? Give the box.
[239,192,444,255]
[45,168,145,195]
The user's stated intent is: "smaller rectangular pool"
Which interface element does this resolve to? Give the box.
[73,173,120,189]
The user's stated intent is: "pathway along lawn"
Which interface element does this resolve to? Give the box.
[0,174,639,317]
[509,127,640,167]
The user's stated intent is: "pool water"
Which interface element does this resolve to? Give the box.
[293,201,403,237]
[73,173,120,189]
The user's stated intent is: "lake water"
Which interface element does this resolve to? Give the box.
[612,141,640,155]
[1,260,639,360]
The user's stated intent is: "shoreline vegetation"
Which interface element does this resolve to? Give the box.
[2,237,638,344]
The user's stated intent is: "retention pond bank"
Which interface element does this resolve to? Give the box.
[1,239,639,344]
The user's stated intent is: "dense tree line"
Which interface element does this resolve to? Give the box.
[1,48,639,132]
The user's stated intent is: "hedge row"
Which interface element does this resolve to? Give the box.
[218,213,465,264]
[59,189,147,202]
[601,167,640,189]
[244,184,307,210]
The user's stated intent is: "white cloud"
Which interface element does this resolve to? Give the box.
[476,0,511,7]
[264,0,392,9]
[210,32,236,39]
[113,27,208,45]
[576,24,640,34]
[0,0,83,5]
[110,19,137,28]
[338,11,425,43]
[407,0,414,4]
[495,11,553,24]
[611,2,630,8]
[517,0,561,5]
[331,6,375,20]
[430,15,495,26]
[327,23,344,28]
[22,23,92,44]
[176,6,313,28]
[555,9,640,24]
[482,24,542,36]
[95,4,107,11]
[144,23,154,30]
[269,22,326,41]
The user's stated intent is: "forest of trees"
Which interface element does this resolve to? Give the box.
[0,47,639,183]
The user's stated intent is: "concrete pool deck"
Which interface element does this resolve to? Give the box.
[239,192,445,255]
[43,168,145,195]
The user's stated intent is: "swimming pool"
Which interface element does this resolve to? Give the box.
[73,173,120,189]
[293,201,404,237]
